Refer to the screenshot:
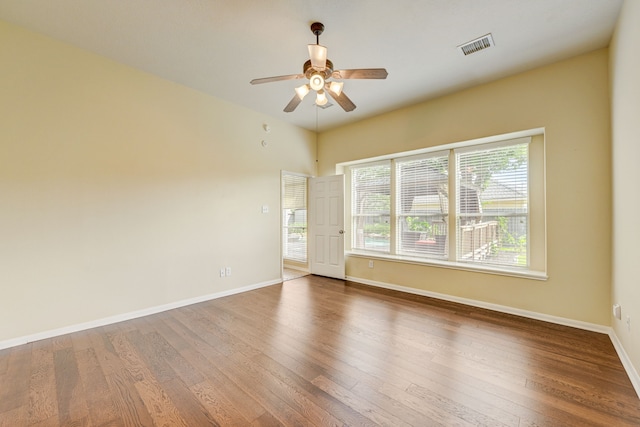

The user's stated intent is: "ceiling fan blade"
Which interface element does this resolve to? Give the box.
[326,88,356,112]
[332,68,388,80]
[283,94,303,113]
[250,74,305,85]
[308,44,327,69]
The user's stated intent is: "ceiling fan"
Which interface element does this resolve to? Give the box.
[250,22,388,113]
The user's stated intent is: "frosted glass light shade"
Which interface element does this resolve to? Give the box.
[329,81,343,96]
[295,84,310,100]
[309,73,325,91]
[315,90,328,106]
[308,44,327,69]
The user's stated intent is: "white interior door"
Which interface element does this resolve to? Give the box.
[309,175,345,279]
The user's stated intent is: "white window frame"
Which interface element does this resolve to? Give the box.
[339,129,547,280]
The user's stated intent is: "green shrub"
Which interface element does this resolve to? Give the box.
[364,223,390,236]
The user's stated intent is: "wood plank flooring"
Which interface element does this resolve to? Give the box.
[1,275,639,426]
[282,268,309,282]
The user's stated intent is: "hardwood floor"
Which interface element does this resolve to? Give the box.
[282,268,309,281]
[1,275,639,426]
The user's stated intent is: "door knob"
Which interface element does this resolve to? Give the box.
[338,230,344,234]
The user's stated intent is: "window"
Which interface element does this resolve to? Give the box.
[343,131,545,276]
[282,173,307,262]
[397,152,449,259]
[455,141,528,268]
[351,162,390,252]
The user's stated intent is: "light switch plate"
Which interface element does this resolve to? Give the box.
[613,303,621,320]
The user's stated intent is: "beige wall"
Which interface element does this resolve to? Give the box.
[0,21,316,344]
[610,0,640,376]
[319,49,612,325]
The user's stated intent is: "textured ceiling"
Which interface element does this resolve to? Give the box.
[0,0,623,131]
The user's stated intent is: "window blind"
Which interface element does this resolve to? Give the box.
[455,141,529,267]
[351,162,391,252]
[282,173,308,262]
[396,152,449,258]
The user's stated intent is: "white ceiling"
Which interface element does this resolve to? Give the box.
[0,0,623,132]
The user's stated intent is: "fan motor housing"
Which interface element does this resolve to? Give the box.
[303,59,334,79]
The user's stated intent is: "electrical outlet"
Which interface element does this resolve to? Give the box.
[226,267,231,277]
[368,260,374,268]
[220,268,226,278]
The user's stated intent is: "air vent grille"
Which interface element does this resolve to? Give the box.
[458,34,495,56]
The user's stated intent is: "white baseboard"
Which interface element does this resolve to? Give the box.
[347,275,640,399]
[347,275,610,332]
[0,278,281,351]
[609,329,640,399]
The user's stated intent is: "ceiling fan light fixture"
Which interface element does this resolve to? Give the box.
[329,81,343,96]
[250,22,387,113]
[309,73,325,91]
[295,84,310,100]
[315,90,328,106]
[308,44,327,70]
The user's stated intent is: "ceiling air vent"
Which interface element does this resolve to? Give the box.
[458,33,495,56]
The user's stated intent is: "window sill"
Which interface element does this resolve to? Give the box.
[346,251,548,281]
